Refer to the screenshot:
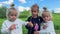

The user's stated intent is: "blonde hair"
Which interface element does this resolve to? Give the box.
[6,4,19,19]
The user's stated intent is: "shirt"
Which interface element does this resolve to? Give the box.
[39,21,56,34]
[1,18,28,34]
[26,16,43,34]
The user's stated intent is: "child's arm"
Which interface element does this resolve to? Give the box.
[25,22,33,30]
[19,19,28,25]
[47,21,56,34]
[1,22,11,34]
[36,21,56,34]
[21,20,33,27]
[18,19,33,27]
[25,17,33,29]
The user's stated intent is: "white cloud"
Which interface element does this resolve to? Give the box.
[54,8,60,13]
[0,3,2,7]
[18,6,25,12]
[19,0,26,3]
[0,0,13,4]
[25,7,30,11]
[18,6,30,12]
[43,5,46,7]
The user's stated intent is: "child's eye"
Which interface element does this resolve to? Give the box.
[10,14,17,16]
[15,15,17,16]
[11,15,14,16]
[33,11,36,12]
[47,16,49,17]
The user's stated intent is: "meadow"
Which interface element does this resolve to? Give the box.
[0,13,60,34]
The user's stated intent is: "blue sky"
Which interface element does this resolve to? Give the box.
[0,0,60,12]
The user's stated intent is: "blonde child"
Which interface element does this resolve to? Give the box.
[1,4,32,34]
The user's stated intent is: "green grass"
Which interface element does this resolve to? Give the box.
[0,18,6,34]
[0,14,60,34]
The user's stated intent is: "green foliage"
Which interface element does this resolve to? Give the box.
[19,10,30,18]
[52,10,54,13]
[52,14,60,30]
[0,6,7,18]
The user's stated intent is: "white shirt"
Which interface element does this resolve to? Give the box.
[39,21,56,34]
[1,18,28,34]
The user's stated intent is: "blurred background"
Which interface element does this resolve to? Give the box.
[0,0,60,34]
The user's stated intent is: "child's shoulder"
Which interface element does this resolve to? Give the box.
[38,16,42,18]
[38,16,43,21]
[28,16,42,19]
[3,20,9,23]
[2,20,9,25]
[46,21,54,25]
[16,18,21,21]
[27,16,32,20]
[28,16,32,19]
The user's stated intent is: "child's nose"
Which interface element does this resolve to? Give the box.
[45,17,47,19]
[13,16,16,18]
[45,17,47,20]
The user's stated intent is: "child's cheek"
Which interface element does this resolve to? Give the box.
[48,17,51,21]
[43,18,45,21]
[10,16,13,19]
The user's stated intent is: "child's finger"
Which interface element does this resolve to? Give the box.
[28,22,33,27]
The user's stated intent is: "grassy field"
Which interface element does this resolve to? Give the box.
[0,14,60,34]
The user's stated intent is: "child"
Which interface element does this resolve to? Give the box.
[25,4,43,34]
[1,4,32,34]
[34,11,56,34]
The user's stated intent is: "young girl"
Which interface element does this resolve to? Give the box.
[34,11,56,34]
[25,4,43,34]
[1,4,32,34]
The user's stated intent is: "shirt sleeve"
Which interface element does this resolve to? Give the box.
[40,23,44,30]
[22,21,28,26]
[25,17,33,29]
[1,21,11,34]
[47,21,56,34]
[19,19,28,26]
[26,17,31,22]
[40,16,43,23]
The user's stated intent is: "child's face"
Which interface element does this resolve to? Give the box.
[31,7,39,16]
[42,12,51,22]
[8,10,18,21]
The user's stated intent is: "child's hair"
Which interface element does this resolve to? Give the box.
[31,4,39,12]
[6,4,19,19]
[42,7,52,18]
[30,4,41,16]
[43,7,47,10]
[43,7,49,12]
[42,11,52,21]
[42,11,51,17]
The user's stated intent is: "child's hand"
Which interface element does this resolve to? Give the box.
[28,22,33,27]
[34,31,39,34]
[9,24,16,30]
[43,24,47,29]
